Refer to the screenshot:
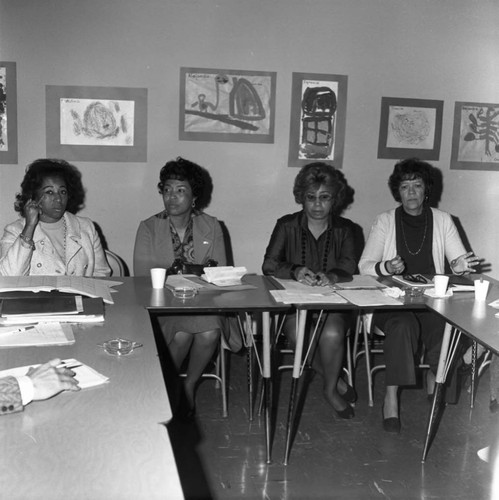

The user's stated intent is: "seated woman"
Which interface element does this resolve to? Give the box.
[263,162,357,419]
[134,157,226,418]
[0,158,110,277]
[359,158,478,433]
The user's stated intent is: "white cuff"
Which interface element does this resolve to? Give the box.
[15,375,34,406]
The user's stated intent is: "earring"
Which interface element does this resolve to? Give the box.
[192,201,196,208]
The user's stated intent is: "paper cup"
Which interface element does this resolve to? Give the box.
[433,275,449,297]
[150,268,166,289]
[474,279,490,301]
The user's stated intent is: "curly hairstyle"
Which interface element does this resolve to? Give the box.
[157,157,213,211]
[14,158,85,217]
[293,162,354,215]
[388,158,433,202]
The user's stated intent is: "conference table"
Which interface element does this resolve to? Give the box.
[287,274,499,464]
[134,274,290,464]
[0,278,184,500]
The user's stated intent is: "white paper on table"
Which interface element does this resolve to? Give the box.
[270,289,348,305]
[336,289,404,307]
[0,322,75,347]
[0,358,109,389]
[335,275,386,289]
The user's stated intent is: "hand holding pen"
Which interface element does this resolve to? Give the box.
[295,266,322,286]
[26,358,80,401]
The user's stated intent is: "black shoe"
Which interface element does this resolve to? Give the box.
[175,391,196,421]
[340,383,358,404]
[334,403,354,420]
[382,406,400,433]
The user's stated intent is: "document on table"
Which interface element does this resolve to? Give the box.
[0,358,109,389]
[0,276,119,304]
[334,275,386,289]
[270,279,348,304]
[336,289,403,307]
[0,322,75,347]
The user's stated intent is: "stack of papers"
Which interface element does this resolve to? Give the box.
[202,266,247,286]
[0,323,75,347]
[0,358,108,389]
[0,276,121,304]
[0,297,104,325]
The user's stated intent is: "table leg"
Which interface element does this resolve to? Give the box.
[422,322,460,462]
[283,309,308,466]
[261,312,272,464]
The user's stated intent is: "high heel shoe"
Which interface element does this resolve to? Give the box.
[340,383,358,404]
[382,405,400,433]
[175,390,196,421]
[334,403,354,420]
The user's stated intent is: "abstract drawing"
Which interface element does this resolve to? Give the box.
[288,73,347,168]
[179,68,276,143]
[60,98,134,146]
[451,101,499,171]
[46,85,147,162]
[0,62,17,164]
[378,97,443,161]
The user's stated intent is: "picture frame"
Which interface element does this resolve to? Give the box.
[0,62,18,164]
[288,72,348,168]
[377,97,443,161]
[179,67,276,144]
[450,101,499,171]
[46,85,147,162]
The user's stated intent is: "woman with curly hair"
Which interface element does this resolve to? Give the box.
[134,156,226,418]
[0,158,110,277]
[263,162,357,419]
[359,158,478,433]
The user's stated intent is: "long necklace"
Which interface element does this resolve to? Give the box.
[400,210,428,256]
[301,225,332,272]
[62,216,67,267]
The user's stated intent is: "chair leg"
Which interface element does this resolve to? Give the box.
[470,341,477,409]
[344,328,353,387]
[363,318,374,407]
[220,342,228,418]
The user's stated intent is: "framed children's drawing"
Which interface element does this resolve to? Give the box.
[0,62,18,164]
[179,67,276,143]
[46,85,148,162]
[288,72,348,168]
[451,101,499,171]
[377,97,443,161]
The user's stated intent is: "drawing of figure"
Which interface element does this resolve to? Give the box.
[0,76,6,149]
[390,109,430,145]
[230,77,265,120]
[191,94,216,113]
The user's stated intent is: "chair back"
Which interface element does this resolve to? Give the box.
[105,249,127,277]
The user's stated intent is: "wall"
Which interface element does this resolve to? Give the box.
[1,0,498,277]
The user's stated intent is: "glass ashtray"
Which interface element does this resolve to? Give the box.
[173,286,197,299]
[98,338,142,356]
[404,286,424,299]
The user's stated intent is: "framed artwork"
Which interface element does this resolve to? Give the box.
[288,72,348,168]
[0,62,18,164]
[377,97,443,161]
[179,67,276,143]
[46,85,147,162]
[451,101,499,171]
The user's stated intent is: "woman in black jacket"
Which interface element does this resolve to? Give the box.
[263,162,357,418]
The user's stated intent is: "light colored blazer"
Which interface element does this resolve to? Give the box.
[359,207,466,276]
[133,212,227,276]
[0,377,23,415]
[0,212,111,277]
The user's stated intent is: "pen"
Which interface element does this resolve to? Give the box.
[57,361,82,370]
[0,325,37,336]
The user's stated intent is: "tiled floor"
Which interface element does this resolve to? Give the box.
[167,349,495,500]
